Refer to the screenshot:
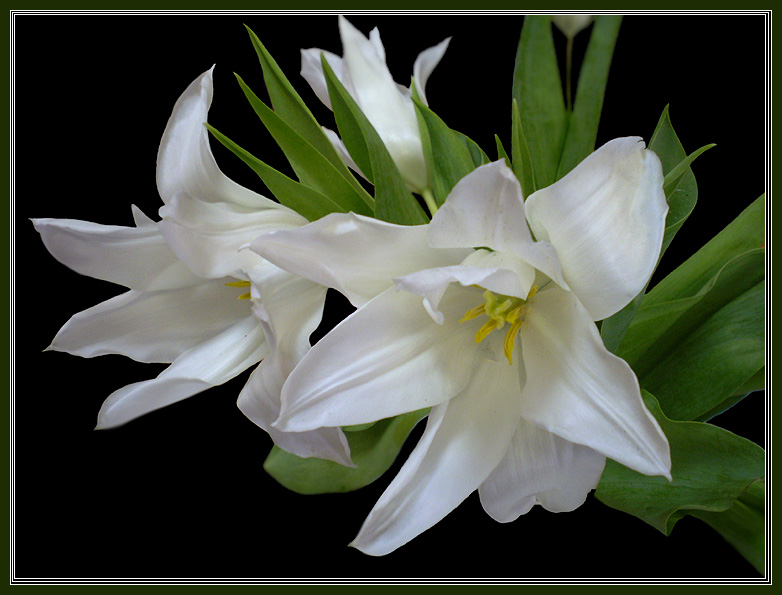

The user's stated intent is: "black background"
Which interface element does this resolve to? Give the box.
[13,13,767,580]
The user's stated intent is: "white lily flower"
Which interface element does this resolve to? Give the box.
[300,15,450,194]
[251,139,672,555]
[34,68,350,466]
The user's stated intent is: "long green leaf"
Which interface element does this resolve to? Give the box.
[612,197,765,421]
[638,272,764,421]
[263,409,428,494]
[596,392,765,573]
[321,56,427,225]
[643,195,765,308]
[556,15,622,178]
[207,124,344,221]
[235,74,374,216]
[512,15,567,191]
[244,25,365,197]
[511,99,536,198]
[414,98,480,206]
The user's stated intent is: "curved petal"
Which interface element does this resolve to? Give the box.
[519,285,671,479]
[412,37,450,105]
[479,417,606,522]
[300,48,345,110]
[525,137,667,320]
[250,212,469,308]
[236,266,350,465]
[351,355,523,556]
[428,160,568,289]
[159,193,305,279]
[238,361,352,466]
[49,280,251,363]
[32,214,203,291]
[95,316,266,429]
[274,286,481,432]
[367,27,386,63]
[395,249,536,324]
[156,67,279,210]
[338,16,428,192]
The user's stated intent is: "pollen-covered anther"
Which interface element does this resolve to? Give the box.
[461,287,538,364]
[225,280,252,300]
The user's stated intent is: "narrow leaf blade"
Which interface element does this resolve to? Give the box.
[557,15,622,178]
[321,56,427,225]
[512,15,567,190]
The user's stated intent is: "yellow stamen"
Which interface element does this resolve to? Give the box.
[225,280,251,288]
[503,318,524,365]
[238,292,252,300]
[460,286,538,364]
[475,318,501,344]
[460,303,487,322]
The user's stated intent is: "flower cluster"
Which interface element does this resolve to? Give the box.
[33,14,764,567]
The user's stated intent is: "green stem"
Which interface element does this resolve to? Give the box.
[421,187,439,218]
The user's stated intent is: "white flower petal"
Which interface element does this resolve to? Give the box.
[238,361,352,466]
[412,37,450,105]
[519,285,671,479]
[428,161,568,289]
[525,137,667,320]
[368,27,386,63]
[236,266,350,464]
[159,193,306,279]
[395,249,536,324]
[250,212,469,308]
[49,280,251,363]
[95,317,266,429]
[322,126,368,181]
[337,15,428,192]
[300,48,345,110]
[479,418,606,522]
[156,67,279,209]
[275,286,481,431]
[32,215,202,291]
[351,356,523,556]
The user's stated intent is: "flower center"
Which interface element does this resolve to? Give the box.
[460,287,538,365]
[225,279,252,300]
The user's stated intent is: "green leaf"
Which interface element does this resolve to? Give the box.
[556,15,622,179]
[649,105,703,256]
[207,125,344,221]
[643,195,765,308]
[512,15,567,191]
[636,269,764,421]
[596,392,765,572]
[690,479,766,574]
[663,142,716,197]
[235,74,374,217]
[454,130,491,168]
[616,197,766,419]
[243,26,366,197]
[263,409,428,494]
[495,134,509,163]
[511,99,536,199]
[321,56,427,225]
[600,106,713,353]
[414,98,480,206]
